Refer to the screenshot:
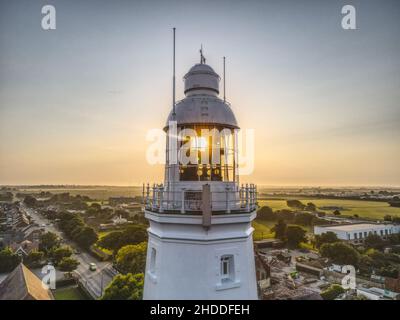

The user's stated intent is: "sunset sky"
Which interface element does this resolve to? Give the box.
[0,0,399,186]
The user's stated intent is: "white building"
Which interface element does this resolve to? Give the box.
[357,287,399,300]
[142,45,258,299]
[314,223,400,243]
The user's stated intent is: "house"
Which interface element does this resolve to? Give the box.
[0,263,54,300]
[254,251,271,299]
[112,215,129,225]
[10,240,39,257]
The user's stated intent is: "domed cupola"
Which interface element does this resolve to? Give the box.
[183,58,220,96]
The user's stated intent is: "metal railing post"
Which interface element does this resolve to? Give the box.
[226,187,231,213]
[152,183,156,210]
[246,183,250,212]
[142,183,145,207]
[159,185,164,213]
[181,189,185,214]
[146,183,150,207]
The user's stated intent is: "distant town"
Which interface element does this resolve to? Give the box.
[1,185,400,300]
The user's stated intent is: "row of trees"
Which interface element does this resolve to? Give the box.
[38,231,80,272]
[286,200,316,211]
[58,211,98,249]
[257,206,325,227]
[23,193,93,211]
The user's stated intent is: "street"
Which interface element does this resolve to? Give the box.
[20,203,116,298]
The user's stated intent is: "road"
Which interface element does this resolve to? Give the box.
[20,203,116,298]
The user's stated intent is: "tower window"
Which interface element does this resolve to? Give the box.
[220,255,234,283]
[149,248,156,274]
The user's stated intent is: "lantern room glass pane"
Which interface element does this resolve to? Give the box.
[173,125,236,182]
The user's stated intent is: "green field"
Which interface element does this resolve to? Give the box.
[16,186,142,200]
[258,199,400,220]
[53,286,89,300]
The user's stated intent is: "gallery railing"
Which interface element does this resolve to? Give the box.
[142,183,257,214]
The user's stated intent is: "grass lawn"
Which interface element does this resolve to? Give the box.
[259,199,400,220]
[53,286,89,300]
[252,220,275,240]
[94,243,113,256]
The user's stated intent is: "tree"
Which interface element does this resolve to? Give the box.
[321,284,345,300]
[90,203,102,211]
[115,242,147,274]
[286,226,306,248]
[333,210,341,216]
[294,212,315,226]
[97,225,147,254]
[58,257,79,272]
[271,220,287,240]
[286,200,305,210]
[275,209,295,221]
[74,226,98,248]
[378,265,399,278]
[305,202,316,211]
[257,206,275,220]
[101,273,144,300]
[364,234,385,250]
[392,217,400,224]
[51,246,73,265]
[23,195,37,207]
[0,248,21,272]
[39,232,60,253]
[384,215,392,222]
[358,255,374,275]
[25,250,45,268]
[320,242,360,266]
[98,231,125,253]
[314,232,339,249]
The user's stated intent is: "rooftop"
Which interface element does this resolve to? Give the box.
[319,223,389,232]
[0,263,54,300]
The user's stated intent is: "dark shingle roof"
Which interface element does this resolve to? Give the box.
[0,263,54,300]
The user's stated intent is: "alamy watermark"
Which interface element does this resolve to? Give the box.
[146,121,255,176]
[41,5,56,30]
[341,5,357,30]
[41,264,56,290]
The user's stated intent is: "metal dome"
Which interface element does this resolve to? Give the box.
[165,95,239,130]
[183,63,220,96]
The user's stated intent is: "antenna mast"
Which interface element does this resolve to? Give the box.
[200,45,206,64]
[172,27,176,116]
[223,56,226,103]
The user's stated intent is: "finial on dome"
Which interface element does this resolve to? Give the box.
[199,45,206,64]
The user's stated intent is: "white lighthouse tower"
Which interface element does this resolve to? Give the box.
[143,32,258,300]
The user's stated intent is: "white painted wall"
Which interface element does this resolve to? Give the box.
[314,224,400,241]
[143,210,258,300]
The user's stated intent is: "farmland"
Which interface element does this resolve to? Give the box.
[15,186,142,200]
[258,199,400,220]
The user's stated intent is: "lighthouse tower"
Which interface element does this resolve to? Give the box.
[143,44,258,300]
